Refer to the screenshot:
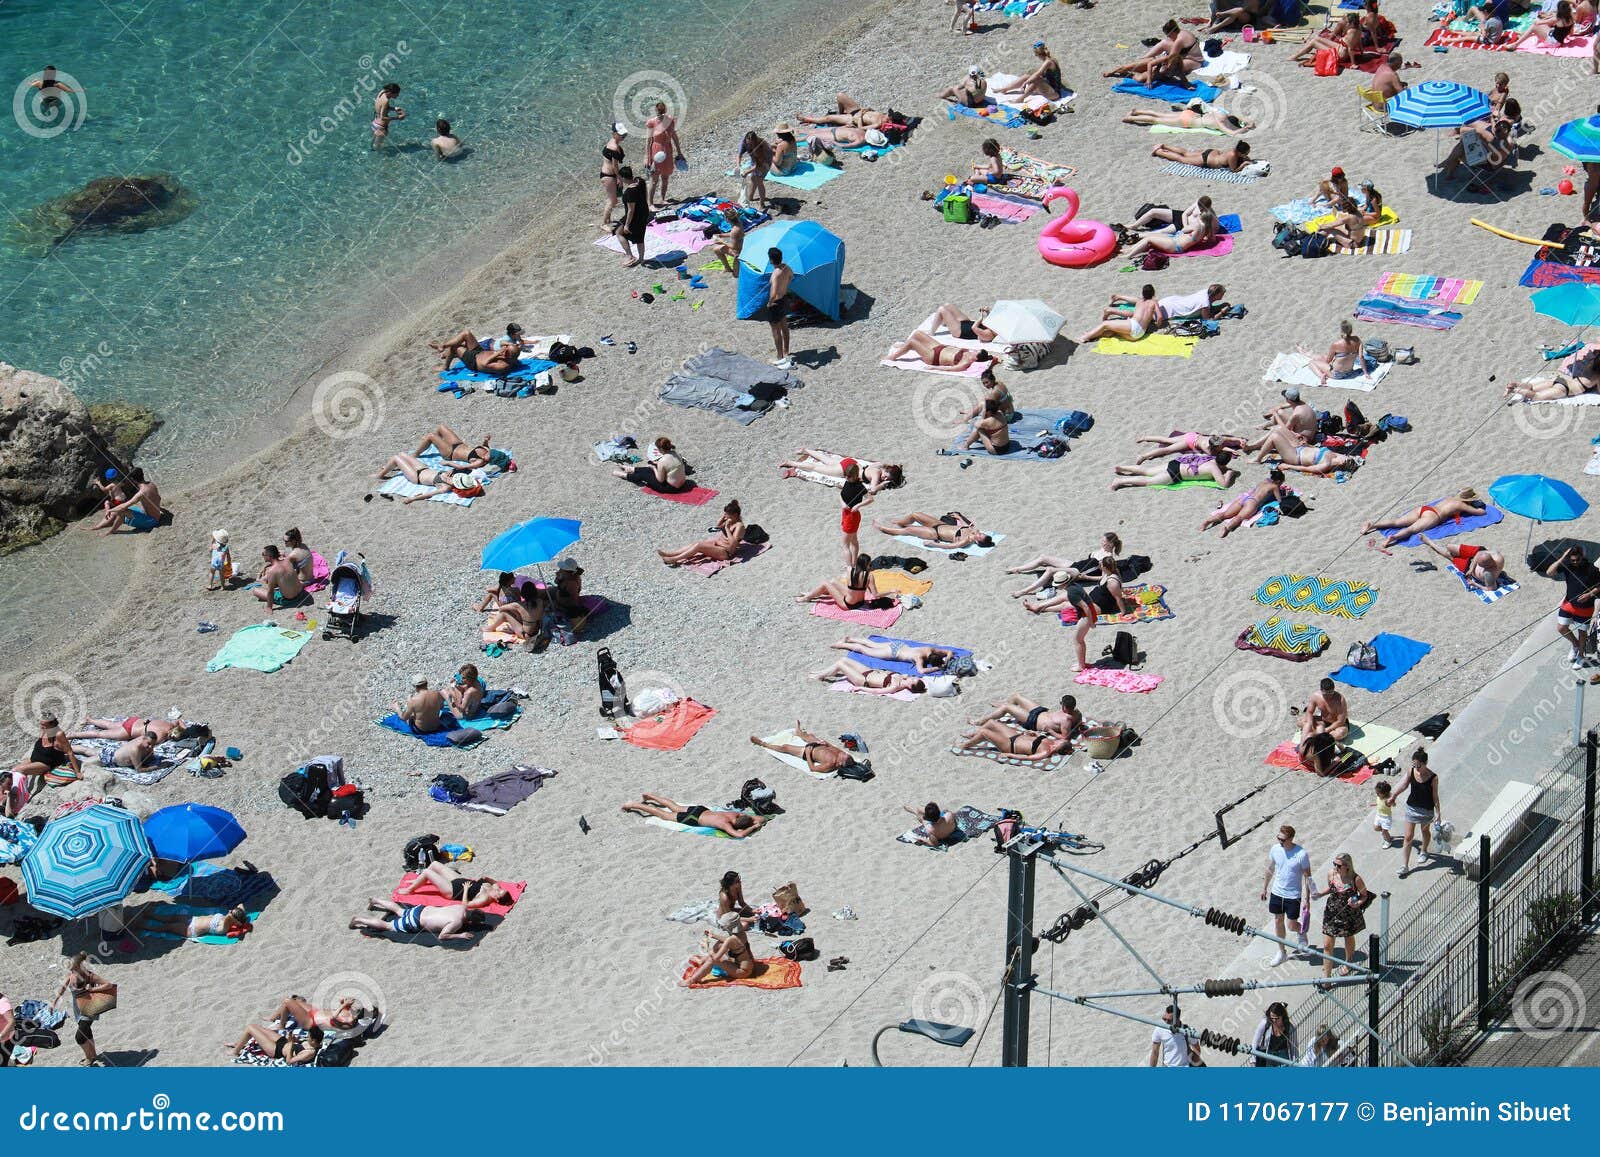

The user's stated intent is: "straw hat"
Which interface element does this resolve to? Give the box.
[774,120,793,135]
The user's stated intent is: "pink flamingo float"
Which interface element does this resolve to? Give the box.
[1038,186,1116,268]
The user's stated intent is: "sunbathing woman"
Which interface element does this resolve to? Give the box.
[1112,449,1239,491]
[1206,0,1267,33]
[940,66,988,108]
[414,424,494,469]
[375,453,486,503]
[69,713,180,742]
[959,399,1013,454]
[873,511,994,550]
[1080,284,1163,345]
[1124,205,1218,259]
[614,436,691,493]
[829,635,954,675]
[269,994,375,1035]
[1151,139,1251,171]
[1425,539,1507,589]
[1511,0,1575,47]
[1134,432,1245,465]
[140,903,253,941]
[224,1021,322,1065]
[797,93,889,129]
[657,500,747,567]
[621,793,768,837]
[957,720,1072,762]
[1360,489,1486,549]
[749,725,854,773]
[1293,13,1361,66]
[886,331,993,372]
[995,41,1067,101]
[1200,469,1287,538]
[1504,349,1600,401]
[682,911,758,986]
[1024,558,1132,617]
[1256,432,1363,477]
[1318,195,1366,251]
[1123,105,1255,135]
[933,304,998,343]
[397,861,514,910]
[1008,532,1123,578]
[809,656,927,696]
[428,325,524,375]
[781,449,904,493]
[796,553,882,610]
[484,581,550,647]
[1297,319,1365,384]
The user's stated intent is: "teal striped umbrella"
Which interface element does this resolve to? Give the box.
[21,804,152,918]
[1552,116,1600,164]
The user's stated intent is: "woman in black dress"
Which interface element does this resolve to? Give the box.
[1315,852,1373,977]
[616,165,649,267]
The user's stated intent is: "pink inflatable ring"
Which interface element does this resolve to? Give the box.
[1038,186,1116,268]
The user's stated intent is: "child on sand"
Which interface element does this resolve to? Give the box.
[208,530,232,592]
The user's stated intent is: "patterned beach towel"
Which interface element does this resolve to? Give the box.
[683,957,803,989]
[948,743,1071,770]
[1354,294,1463,330]
[1234,617,1331,661]
[1059,583,1173,626]
[1253,573,1378,619]
[1074,667,1163,693]
[1452,566,1519,604]
[1337,229,1411,256]
[1159,161,1260,185]
[897,805,1002,850]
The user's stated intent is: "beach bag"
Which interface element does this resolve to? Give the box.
[743,523,770,545]
[430,774,470,804]
[1272,224,1308,257]
[1313,46,1341,75]
[1278,493,1308,518]
[279,765,330,818]
[1035,436,1070,459]
[1005,341,1050,370]
[943,194,974,224]
[1415,712,1451,739]
[1300,231,1331,259]
[1140,251,1170,271]
[1365,339,1392,363]
[1053,411,1094,437]
[326,789,364,823]
[945,654,979,678]
[1109,630,1137,668]
[1346,640,1380,671]
[74,984,117,1022]
[779,937,819,962]
[773,882,807,916]
[403,834,442,872]
[736,778,781,817]
[991,809,1024,847]
[836,759,875,782]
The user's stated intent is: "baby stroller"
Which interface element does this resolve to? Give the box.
[322,550,373,641]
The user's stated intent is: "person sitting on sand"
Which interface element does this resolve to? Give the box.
[1296,320,1365,384]
[809,657,928,696]
[476,571,518,613]
[268,994,375,1035]
[886,331,993,372]
[940,65,989,108]
[429,323,524,376]
[397,860,514,910]
[1317,195,1366,251]
[995,41,1068,101]
[959,399,1013,454]
[1200,469,1288,537]
[87,467,164,534]
[1080,284,1164,345]
[796,553,882,611]
[965,365,1016,423]
[1105,19,1201,85]
[970,694,1083,739]
[252,545,307,607]
[781,449,904,493]
[396,675,445,734]
[1510,0,1575,48]
[1439,99,1521,181]
[873,511,994,550]
[1125,201,1219,259]
[1206,0,1267,33]
[444,663,485,719]
[1022,557,1130,616]
[658,500,746,567]
[1112,449,1239,491]
[958,720,1073,762]
[1293,13,1361,67]
[6,714,78,816]
[1123,104,1255,135]
[281,527,315,587]
[1134,430,1243,466]
[682,910,758,986]
[614,436,691,494]
[750,725,854,773]
[1360,489,1486,549]
[1425,539,1506,589]
[1298,677,1350,745]
[707,219,744,275]
[830,635,954,674]
[140,903,252,941]
[797,93,890,130]
[973,137,1012,184]
[1256,386,1320,447]
[351,899,481,941]
[1151,139,1252,171]
[621,793,769,837]
[1254,428,1361,473]
[904,801,959,847]
[374,453,487,504]
[224,1020,322,1065]
[1008,532,1124,580]
[770,122,801,176]
[484,581,551,648]
[414,424,496,470]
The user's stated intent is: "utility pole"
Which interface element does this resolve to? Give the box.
[1000,835,1042,1067]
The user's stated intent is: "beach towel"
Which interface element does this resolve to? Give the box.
[643,814,746,838]
[1235,617,1331,661]
[764,161,845,190]
[880,352,989,377]
[1158,162,1259,185]
[826,679,921,701]
[682,541,770,576]
[1452,565,1520,604]
[848,635,973,676]
[1150,476,1225,491]
[1059,583,1173,627]
[949,101,1027,130]
[1390,502,1503,547]
[972,192,1044,222]
[205,625,311,674]
[1305,205,1399,233]
[0,817,37,866]
[885,531,1005,557]
[810,600,903,628]
[1114,78,1221,102]
[140,903,264,945]
[1373,272,1483,306]
[883,313,1010,375]
[1096,333,1198,358]
[1342,719,1418,765]
[758,728,837,780]
[150,863,275,907]
[595,218,716,260]
[1519,257,1600,290]
[621,698,715,750]
[1330,632,1432,692]
[637,482,718,506]
[1194,49,1252,80]
[873,570,932,598]
[1263,351,1390,392]
[379,452,505,507]
[1337,229,1411,256]
[1354,294,1464,331]
[1074,667,1164,693]
[951,408,1089,460]
[438,356,557,386]
[683,957,802,990]
[897,805,1001,850]
[660,348,804,425]
[949,742,1071,771]
[1519,31,1594,56]
[376,712,485,748]
[995,146,1078,201]
[392,874,526,916]
[1254,573,1378,619]
[449,765,558,815]
[1263,740,1375,784]
[1167,231,1235,259]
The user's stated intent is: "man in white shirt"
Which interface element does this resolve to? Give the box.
[1148,1003,1200,1067]
[1261,824,1312,966]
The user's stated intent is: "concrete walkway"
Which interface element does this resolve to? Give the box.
[1466,932,1600,1067]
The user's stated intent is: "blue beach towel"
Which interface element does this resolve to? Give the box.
[949,408,1090,461]
[205,625,311,674]
[850,635,974,676]
[1391,503,1503,548]
[438,356,557,386]
[765,161,845,190]
[949,102,1027,129]
[377,712,483,747]
[1217,213,1242,234]
[1330,633,1432,692]
[1113,78,1221,103]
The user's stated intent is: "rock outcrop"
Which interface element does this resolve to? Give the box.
[14,173,197,248]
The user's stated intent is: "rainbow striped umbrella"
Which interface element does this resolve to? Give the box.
[1552,116,1600,164]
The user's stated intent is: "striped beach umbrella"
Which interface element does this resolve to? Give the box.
[21,804,152,919]
[1552,116,1600,165]
[1386,81,1491,129]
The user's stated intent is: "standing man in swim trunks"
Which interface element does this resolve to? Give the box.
[372,83,405,150]
[766,247,795,369]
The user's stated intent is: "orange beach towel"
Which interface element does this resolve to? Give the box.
[683,957,803,990]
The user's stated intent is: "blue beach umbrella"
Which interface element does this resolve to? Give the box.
[480,517,582,573]
[738,219,845,321]
[143,804,246,865]
[1386,81,1492,179]
[1551,116,1600,164]
[1490,474,1589,548]
[1531,282,1600,329]
[21,804,152,919]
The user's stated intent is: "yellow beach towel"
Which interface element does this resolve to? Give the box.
[1304,205,1400,233]
[1096,334,1197,358]
[872,570,933,598]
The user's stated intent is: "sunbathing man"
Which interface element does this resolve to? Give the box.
[682,910,758,986]
[252,544,307,607]
[1112,450,1239,490]
[223,1021,322,1065]
[658,499,746,566]
[886,331,993,372]
[873,511,994,550]
[1200,469,1287,537]
[1134,431,1243,465]
[1505,348,1600,402]
[1105,19,1201,85]
[1424,539,1506,589]
[428,324,524,375]
[72,730,157,771]
[374,453,487,504]
[1150,139,1252,171]
[397,861,514,910]
[781,449,904,493]
[140,903,252,941]
[904,801,960,847]
[1297,678,1350,743]
[830,635,954,674]
[797,93,890,130]
[809,656,927,696]
[414,424,495,469]
[1079,284,1163,345]
[396,675,445,733]
[620,793,768,837]
[958,720,1072,763]
[970,694,1083,740]
[1122,104,1255,135]
[749,725,854,773]
[1254,428,1362,475]
[351,899,480,941]
[959,399,1013,454]
[1258,386,1320,445]
[796,553,882,610]
[1360,489,1487,549]
[1024,557,1131,617]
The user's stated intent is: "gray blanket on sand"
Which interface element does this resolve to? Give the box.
[453,765,559,816]
[659,348,805,425]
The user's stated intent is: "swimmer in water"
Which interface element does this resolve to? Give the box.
[430,118,463,159]
[30,65,76,112]
[373,83,406,150]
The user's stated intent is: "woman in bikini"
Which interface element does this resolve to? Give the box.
[428,325,524,375]
[737,131,772,211]
[959,399,1013,454]
[614,436,691,493]
[620,794,767,838]
[1009,531,1124,580]
[1200,469,1287,538]
[1124,204,1218,260]
[996,41,1067,101]
[872,511,994,550]
[796,93,889,130]
[140,904,253,940]
[1112,448,1239,490]
[749,725,854,773]
[886,331,992,371]
[1297,320,1364,384]
[1360,489,1486,549]
[965,366,1016,423]
[1134,431,1245,465]
[1317,195,1367,251]
[68,713,176,742]
[1511,0,1575,47]
[484,582,551,648]
[268,994,374,1035]
[808,657,927,696]
[958,720,1072,762]
[780,449,904,493]
[397,862,513,910]
[657,500,747,567]
[374,454,486,504]
[1255,430,1363,477]
[415,424,494,470]
[1122,105,1255,135]
[931,304,998,343]
[682,912,759,986]
[1150,139,1251,171]
[829,636,953,675]
[282,527,315,586]
[225,1021,323,1065]
[371,83,404,150]
[1023,557,1132,616]
[600,121,626,228]
[796,553,882,610]
[1293,13,1361,65]
[1505,349,1600,401]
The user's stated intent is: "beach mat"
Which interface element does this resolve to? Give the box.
[140,904,264,946]
[1074,667,1164,693]
[683,541,769,576]
[872,570,932,598]
[1234,618,1331,661]
[1305,205,1399,233]
[205,625,311,674]
[1113,78,1221,102]
[438,357,556,386]
[758,728,836,779]
[376,712,485,748]
[392,874,525,916]
[1391,502,1504,547]
[1354,294,1463,331]
[644,815,743,838]
[1150,476,1225,492]
[1096,334,1197,357]
[683,957,802,989]
[1331,632,1431,692]
[951,408,1089,460]
[1254,573,1378,619]
[849,634,973,676]
[810,600,903,628]
[885,531,1004,557]
[948,742,1071,770]
[637,482,718,506]
[1059,583,1172,627]
[1158,161,1259,185]
[621,699,715,750]
[1263,351,1390,392]
[765,161,844,190]
[949,101,1026,130]
[1452,566,1519,604]
[1372,272,1482,305]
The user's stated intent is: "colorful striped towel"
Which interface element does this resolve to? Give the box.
[1354,294,1463,330]
[1159,162,1259,185]
[1254,573,1378,619]
[1338,229,1411,256]
[1373,272,1483,305]
[1452,566,1519,604]
[948,743,1071,770]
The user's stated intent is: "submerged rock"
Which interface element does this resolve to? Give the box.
[14,173,197,247]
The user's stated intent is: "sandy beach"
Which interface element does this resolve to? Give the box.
[5,0,1599,1067]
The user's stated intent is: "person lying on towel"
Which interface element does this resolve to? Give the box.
[957,720,1073,762]
[970,694,1084,741]
[621,793,769,837]
[750,726,855,773]
[351,899,482,942]
[397,861,515,910]
[872,511,993,551]
[809,657,927,697]
[904,802,959,848]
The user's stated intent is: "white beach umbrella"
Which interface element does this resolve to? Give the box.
[986,299,1064,344]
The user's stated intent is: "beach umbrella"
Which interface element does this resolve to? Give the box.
[1386,81,1491,178]
[480,517,582,573]
[985,299,1065,344]
[738,220,845,320]
[1491,474,1590,549]
[1551,115,1600,165]
[1530,283,1600,329]
[143,804,246,865]
[20,804,152,919]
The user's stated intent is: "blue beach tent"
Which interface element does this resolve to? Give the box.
[737,220,845,322]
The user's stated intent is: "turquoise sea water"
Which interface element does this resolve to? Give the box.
[0,0,810,465]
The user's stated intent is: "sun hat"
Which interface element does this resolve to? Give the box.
[717,910,743,931]
[774,120,793,135]
[612,120,629,136]
[410,674,428,688]
[212,529,229,544]
[1282,386,1302,402]
[864,128,888,148]
[968,65,983,76]
[556,558,583,575]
